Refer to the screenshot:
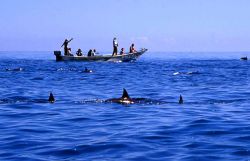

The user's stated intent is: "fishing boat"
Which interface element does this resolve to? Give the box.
[54,48,147,62]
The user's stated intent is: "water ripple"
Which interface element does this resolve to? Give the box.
[0,53,250,160]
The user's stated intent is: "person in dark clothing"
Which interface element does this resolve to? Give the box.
[129,43,137,53]
[120,48,125,55]
[112,37,118,56]
[61,38,73,55]
[87,49,93,57]
[76,48,83,56]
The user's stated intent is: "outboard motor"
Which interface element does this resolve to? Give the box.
[54,51,62,61]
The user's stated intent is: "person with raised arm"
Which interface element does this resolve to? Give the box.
[61,38,73,56]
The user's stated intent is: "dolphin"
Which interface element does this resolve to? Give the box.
[6,67,23,71]
[48,92,55,103]
[83,67,93,73]
[0,93,56,104]
[240,56,248,60]
[105,88,134,104]
[173,71,200,75]
[105,89,171,105]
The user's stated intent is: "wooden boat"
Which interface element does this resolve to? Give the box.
[54,48,147,62]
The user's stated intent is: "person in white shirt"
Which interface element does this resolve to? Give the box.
[112,37,118,56]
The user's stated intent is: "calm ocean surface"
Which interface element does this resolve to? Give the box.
[0,51,250,161]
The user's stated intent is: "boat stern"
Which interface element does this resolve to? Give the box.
[54,51,63,61]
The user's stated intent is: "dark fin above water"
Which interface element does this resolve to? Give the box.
[179,95,183,104]
[240,57,248,60]
[48,92,55,103]
[122,88,130,99]
[6,67,23,71]
[83,67,93,73]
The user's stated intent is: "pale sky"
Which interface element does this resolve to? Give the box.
[0,0,250,52]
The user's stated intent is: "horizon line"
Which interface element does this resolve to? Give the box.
[0,50,250,53]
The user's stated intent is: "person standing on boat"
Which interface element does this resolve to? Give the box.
[61,38,73,56]
[112,37,118,56]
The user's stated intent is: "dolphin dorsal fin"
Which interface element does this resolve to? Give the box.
[122,88,130,99]
[48,92,55,103]
[179,95,183,104]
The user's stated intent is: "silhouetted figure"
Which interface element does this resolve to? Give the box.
[87,49,93,57]
[68,48,74,56]
[179,95,183,104]
[61,38,73,56]
[120,48,125,55]
[112,37,118,56]
[76,48,83,56]
[48,92,55,103]
[129,43,137,53]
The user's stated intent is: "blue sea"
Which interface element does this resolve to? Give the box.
[0,51,250,161]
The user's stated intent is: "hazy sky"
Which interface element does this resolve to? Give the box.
[0,0,250,52]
